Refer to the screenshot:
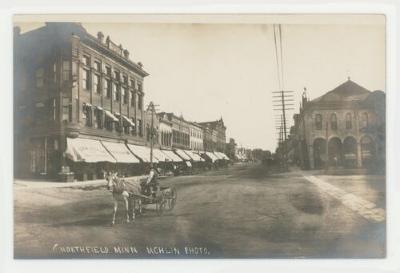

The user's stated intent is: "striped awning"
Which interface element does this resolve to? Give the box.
[175,149,191,161]
[101,141,140,163]
[65,137,116,163]
[161,149,183,162]
[184,150,204,162]
[126,144,158,163]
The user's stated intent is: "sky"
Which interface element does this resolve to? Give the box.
[14,15,385,151]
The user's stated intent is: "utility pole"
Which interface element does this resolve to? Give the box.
[273,90,294,171]
[147,101,159,168]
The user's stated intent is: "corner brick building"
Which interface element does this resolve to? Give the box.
[14,23,150,180]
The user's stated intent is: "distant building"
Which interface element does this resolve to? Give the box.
[157,112,173,150]
[157,113,191,150]
[189,123,204,151]
[14,23,149,179]
[225,138,237,160]
[292,79,385,170]
[198,118,226,152]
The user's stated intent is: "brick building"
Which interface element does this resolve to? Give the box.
[198,118,227,152]
[292,79,385,170]
[14,23,151,179]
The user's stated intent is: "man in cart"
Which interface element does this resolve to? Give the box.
[143,167,160,198]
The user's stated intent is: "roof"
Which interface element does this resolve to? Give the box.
[198,118,226,130]
[311,79,371,103]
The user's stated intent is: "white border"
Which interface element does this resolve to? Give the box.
[1,1,399,273]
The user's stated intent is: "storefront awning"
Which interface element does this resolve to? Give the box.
[161,149,183,162]
[104,110,119,122]
[215,152,230,160]
[65,137,116,163]
[175,149,191,161]
[122,115,135,127]
[184,150,204,162]
[101,141,140,163]
[126,144,158,163]
[203,152,219,162]
[153,148,170,162]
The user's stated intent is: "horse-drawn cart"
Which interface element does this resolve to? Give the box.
[140,185,177,215]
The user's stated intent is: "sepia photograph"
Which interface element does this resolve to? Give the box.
[12,14,386,259]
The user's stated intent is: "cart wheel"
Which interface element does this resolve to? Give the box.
[166,187,177,211]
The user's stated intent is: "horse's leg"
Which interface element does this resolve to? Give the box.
[131,197,136,221]
[112,198,118,225]
[138,198,142,215]
[124,196,130,223]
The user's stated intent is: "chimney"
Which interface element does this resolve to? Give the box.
[97,31,104,43]
[138,62,143,68]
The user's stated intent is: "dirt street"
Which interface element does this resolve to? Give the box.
[14,163,385,258]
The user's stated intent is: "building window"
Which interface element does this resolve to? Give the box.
[130,91,136,107]
[114,70,120,81]
[113,84,120,101]
[130,79,136,89]
[315,114,323,130]
[138,119,143,137]
[105,65,111,76]
[35,68,44,88]
[82,69,91,90]
[330,113,337,130]
[105,79,111,98]
[138,94,143,110]
[94,60,101,72]
[122,87,127,104]
[345,113,352,129]
[93,74,101,94]
[123,75,128,85]
[138,82,143,92]
[62,61,70,81]
[361,112,369,129]
[62,97,72,122]
[82,55,90,66]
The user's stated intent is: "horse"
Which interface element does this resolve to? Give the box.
[106,172,143,225]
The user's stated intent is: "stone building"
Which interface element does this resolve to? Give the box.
[198,118,227,152]
[292,79,385,170]
[14,23,150,179]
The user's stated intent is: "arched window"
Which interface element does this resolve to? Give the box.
[330,113,338,130]
[315,114,323,130]
[361,112,369,129]
[345,113,352,129]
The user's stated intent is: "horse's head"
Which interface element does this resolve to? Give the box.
[106,172,118,191]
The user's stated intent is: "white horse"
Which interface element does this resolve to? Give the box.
[106,172,143,225]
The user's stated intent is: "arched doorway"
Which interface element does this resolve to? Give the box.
[328,137,342,167]
[361,136,376,168]
[313,138,326,169]
[343,136,357,168]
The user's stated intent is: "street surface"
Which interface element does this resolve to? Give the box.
[14,163,385,258]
